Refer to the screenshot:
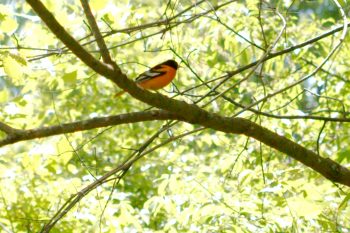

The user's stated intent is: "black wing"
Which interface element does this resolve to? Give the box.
[135,65,166,82]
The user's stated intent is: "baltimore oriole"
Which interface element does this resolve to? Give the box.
[114,59,178,97]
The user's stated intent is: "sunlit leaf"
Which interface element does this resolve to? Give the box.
[2,53,27,85]
[0,89,9,103]
[90,0,109,11]
[338,193,350,212]
[62,70,77,85]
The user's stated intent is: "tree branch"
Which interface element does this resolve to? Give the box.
[80,0,113,64]
[0,111,182,147]
[222,96,350,122]
[25,0,350,188]
[0,122,23,135]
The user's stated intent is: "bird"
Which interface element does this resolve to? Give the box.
[114,59,178,97]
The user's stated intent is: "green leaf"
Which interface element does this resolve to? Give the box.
[62,70,77,84]
[338,193,350,212]
[0,89,9,103]
[2,52,27,85]
[90,0,109,11]
[337,148,350,163]
[0,6,18,35]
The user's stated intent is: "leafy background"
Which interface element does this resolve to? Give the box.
[0,0,349,232]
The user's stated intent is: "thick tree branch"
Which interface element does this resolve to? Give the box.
[25,0,350,188]
[0,111,182,147]
[2,108,350,188]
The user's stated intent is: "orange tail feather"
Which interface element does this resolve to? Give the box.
[114,90,126,98]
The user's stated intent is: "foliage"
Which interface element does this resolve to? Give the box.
[0,0,349,232]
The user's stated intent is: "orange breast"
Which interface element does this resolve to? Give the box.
[136,67,177,90]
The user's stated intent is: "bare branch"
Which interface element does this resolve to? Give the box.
[0,122,23,135]
[0,111,182,147]
[80,0,113,64]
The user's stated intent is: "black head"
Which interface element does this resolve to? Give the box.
[162,59,178,69]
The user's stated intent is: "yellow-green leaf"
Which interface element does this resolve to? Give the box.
[3,53,27,85]
[0,89,9,103]
[62,70,77,84]
[90,0,109,11]
[339,193,350,211]
[0,16,18,34]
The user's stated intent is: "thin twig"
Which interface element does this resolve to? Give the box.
[316,121,327,155]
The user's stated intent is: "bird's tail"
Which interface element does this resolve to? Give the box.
[114,90,126,98]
